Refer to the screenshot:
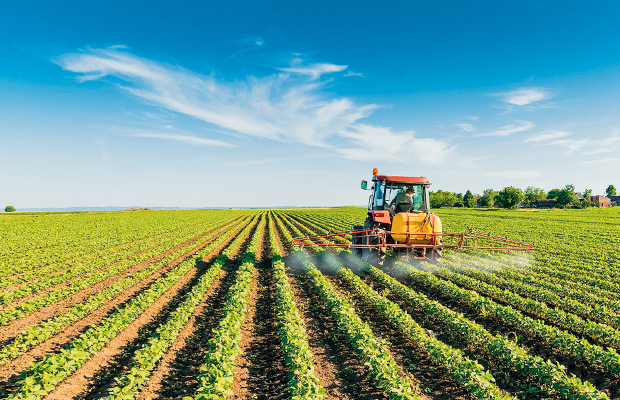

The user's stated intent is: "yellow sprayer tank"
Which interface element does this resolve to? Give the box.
[391,212,442,245]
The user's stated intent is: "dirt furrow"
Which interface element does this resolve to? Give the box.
[136,217,258,400]
[0,220,246,398]
[0,235,165,293]
[330,273,474,400]
[0,220,236,313]
[0,218,240,346]
[42,219,250,400]
[230,221,288,400]
[405,274,620,399]
[287,264,387,400]
[364,272,552,400]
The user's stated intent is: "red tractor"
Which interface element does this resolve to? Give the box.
[292,168,533,265]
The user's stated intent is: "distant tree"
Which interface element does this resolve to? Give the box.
[495,187,524,209]
[463,190,477,208]
[4,206,15,212]
[430,190,458,208]
[583,188,592,198]
[479,189,498,208]
[524,186,546,208]
[454,193,464,207]
[547,188,562,200]
[581,200,594,208]
[443,192,457,207]
[607,185,617,197]
[556,184,579,208]
[429,191,443,208]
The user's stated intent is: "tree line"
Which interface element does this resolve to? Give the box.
[430,184,617,209]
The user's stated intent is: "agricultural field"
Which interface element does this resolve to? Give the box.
[1,207,620,400]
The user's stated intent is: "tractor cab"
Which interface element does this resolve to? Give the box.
[366,177,431,214]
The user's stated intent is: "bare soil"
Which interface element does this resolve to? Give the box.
[287,264,389,400]
[229,221,289,400]
[42,218,251,400]
[331,273,474,400]
[407,274,620,399]
[0,218,245,399]
[364,272,555,400]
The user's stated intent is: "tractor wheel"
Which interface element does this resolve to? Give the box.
[351,225,363,257]
[361,218,386,266]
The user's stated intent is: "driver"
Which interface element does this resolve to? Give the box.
[391,187,414,213]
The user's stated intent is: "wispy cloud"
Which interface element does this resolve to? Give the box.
[523,130,570,143]
[338,124,453,165]
[56,46,374,147]
[344,71,364,78]
[550,138,589,154]
[500,88,549,106]
[278,61,348,79]
[224,35,265,59]
[476,120,534,137]
[455,123,475,133]
[129,131,234,147]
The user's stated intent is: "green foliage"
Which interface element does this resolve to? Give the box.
[495,186,524,209]
[547,188,562,199]
[4,205,15,212]
[607,184,617,197]
[371,263,609,400]
[462,190,476,208]
[479,189,498,207]
[523,186,546,207]
[430,190,457,208]
[583,188,592,198]
[300,252,420,400]
[555,184,579,208]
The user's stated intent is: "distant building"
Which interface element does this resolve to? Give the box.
[575,192,585,201]
[589,195,611,207]
[610,195,620,206]
[537,199,557,208]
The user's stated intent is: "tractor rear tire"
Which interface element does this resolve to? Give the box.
[351,225,363,257]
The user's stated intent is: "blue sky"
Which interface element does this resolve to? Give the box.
[1,1,619,208]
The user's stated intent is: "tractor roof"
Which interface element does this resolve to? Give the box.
[372,175,429,184]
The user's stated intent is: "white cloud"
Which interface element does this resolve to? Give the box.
[550,138,589,154]
[56,47,374,147]
[524,130,570,143]
[344,71,364,77]
[455,123,475,133]
[337,124,453,165]
[501,88,549,106]
[129,132,234,147]
[278,62,348,79]
[477,120,534,137]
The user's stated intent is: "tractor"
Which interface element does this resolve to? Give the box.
[292,168,533,265]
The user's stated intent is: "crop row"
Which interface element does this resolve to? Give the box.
[6,215,258,400]
[367,263,608,399]
[0,218,244,365]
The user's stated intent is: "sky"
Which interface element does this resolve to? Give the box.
[1,1,620,208]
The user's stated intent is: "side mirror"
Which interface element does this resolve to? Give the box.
[361,180,367,190]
